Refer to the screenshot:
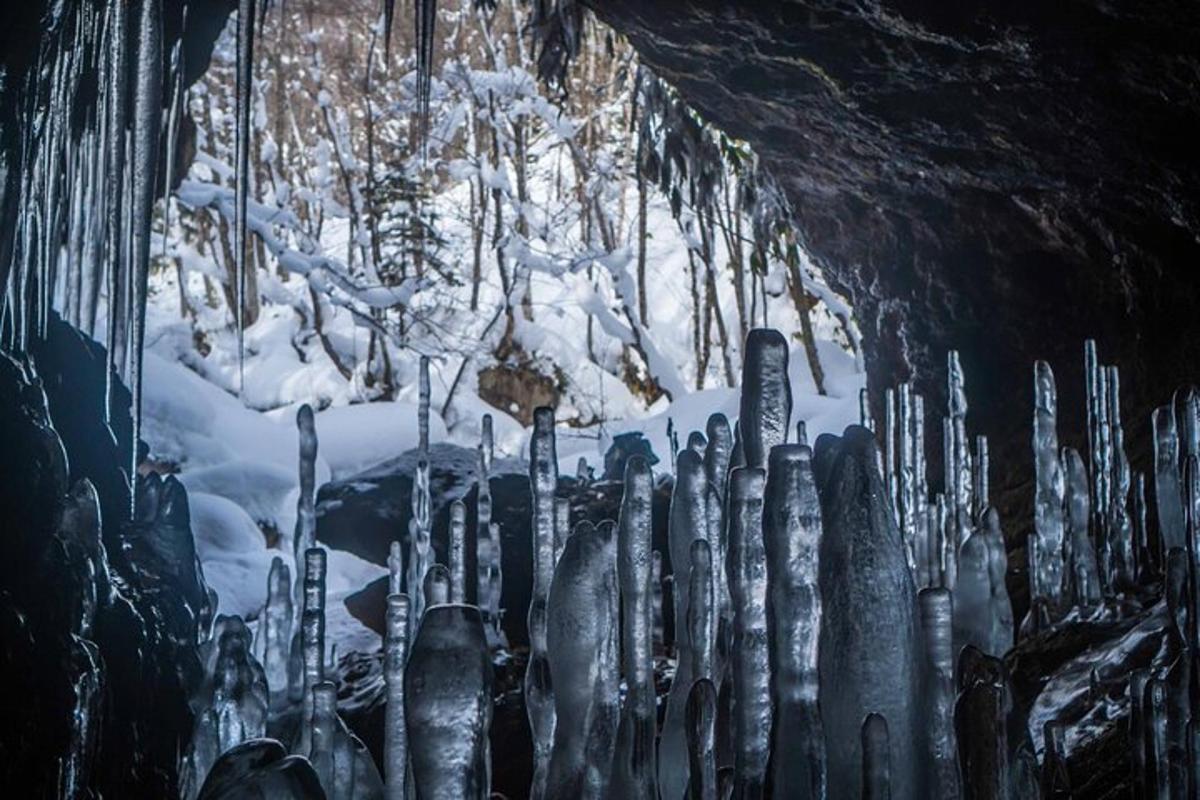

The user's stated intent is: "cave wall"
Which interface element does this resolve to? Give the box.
[585,0,1200,541]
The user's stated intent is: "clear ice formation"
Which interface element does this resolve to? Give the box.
[189,616,269,796]
[262,556,293,702]
[1154,405,1186,553]
[545,520,619,799]
[293,548,327,754]
[233,0,255,385]
[918,588,959,799]
[651,550,665,655]
[944,351,973,577]
[1031,361,1066,615]
[685,678,718,800]
[612,455,658,799]
[688,539,716,684]
[527,406,559,799]
[955,508,1013,656]
[404,604,493,799]
[763,444,826,799]
[449,501,467,604]
[294,404,319,604]
[554,496,570,568]
[739,329,792,468]
[860,713,891,800]
[388,540,404,596]
[817,426,923,799]
[422,563,450,608]
[418,356,431,452]
[659,448,709,800]
[309,681,385,799]
[727,466,771,798]
[384,594,410,800]
[407,459,432,622]
[1062,448,1101,607]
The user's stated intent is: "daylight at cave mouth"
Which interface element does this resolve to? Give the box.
[1,0,1198,798]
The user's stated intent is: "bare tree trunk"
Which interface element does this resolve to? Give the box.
[783,235,827,395]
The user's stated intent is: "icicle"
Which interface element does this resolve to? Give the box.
[160,26,184,263]
[860,713,891,800]
[294,404,318,606]
[818,427,922,798]
[659,449,708,799]
[262,556,292,700]
[763,444,825,798]
[1032,361,1066,613]
[919,588,959,799]
[102,0,130,424]
[405,604,493,799]
[233,0,256,388]
[612,455,658,799]
[685,678,718,800]
[726,467,770,797]
[527,406,558,800]
[1154,405,1186,555]
[740,329,792,469]
[1063,448,1101,607]
[384,593,410,800]
[449,500,466,604]
[414,0,437,156]
[546,521,619,799]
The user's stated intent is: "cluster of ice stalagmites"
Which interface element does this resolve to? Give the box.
[185,325,1200,799]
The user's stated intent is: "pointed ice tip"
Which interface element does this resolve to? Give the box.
[625,453,652,485]
[745,327,788,349]
[297,403,314,426]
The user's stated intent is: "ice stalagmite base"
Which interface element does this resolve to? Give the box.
[763,444,826,799]
[612,455,658,799]
[545,521,619,800]
[817,427,923,799]
[404,604,493,800]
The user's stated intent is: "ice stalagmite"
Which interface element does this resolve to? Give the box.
[860,714,891,800]
[408,460,432,622]
[884,388,898,517]
[762,444,825,798]
[293,548,327,754]
[1107,367,1136,588]
[612,455,658,799]
[423,564,450,608]
[310,681,338,792]
[554,496,570,568]
[127,0,162,504]
[389,541,403,595]
[689,431,708,457]
[448,500,466,604]
[1085,342,1108,551]
[233,0,255,382]
[405,604,493,799]
[527,406,559,799]
[384,594,410,800]
[545,521,619,799]
[944,351,973,576]
[1145,678,1170,799]
[1062,449,1101,607]
[973,436,989,523]
[1154,405,1186,554]
[705,414,733,509]
[686,679,719,800]
[727,467,771,798]
[953,648,1010,800]
[262,556,293,700]
[919,588,959,799]
[896,385,920,580]
[689,539,716,683]
[1032,361,1066,614]
[418,356,431,452]
[660,449,709,800]
[953,509,1012,657]
[818,426,923,799]
[294,404,319,600]
[652,551,665,654]
[740,329,792,468]
[309,680,385,799]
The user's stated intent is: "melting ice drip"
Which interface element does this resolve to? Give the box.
[176,328,1199,799]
